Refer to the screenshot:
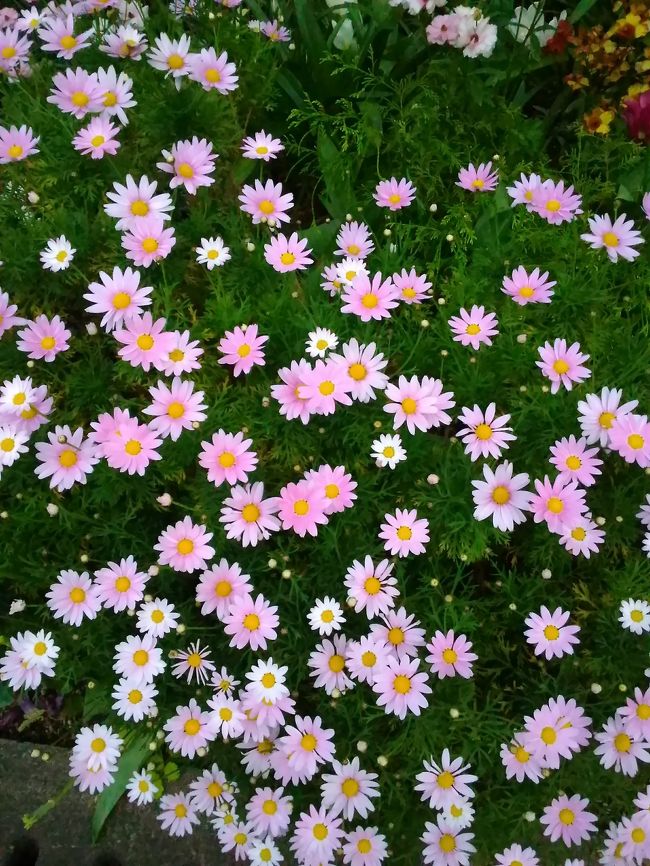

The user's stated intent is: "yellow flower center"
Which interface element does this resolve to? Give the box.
[21,406,37,420]
[388,194,401,204]
[437,771,454,789]
[341,778,360,797]
[174,803,187,817]
[91,738,106,753]
[261,672,276,688]
[362,650,377,666]
[69,587,86,603]
[293,499,309,516]
[280,252,296,265]
[255,145,269,155]
[1,46,16,59]
[125,439,141,456]
[133,649,149,666]
[602,231,619,247]
[599,411,615,429]
[541,726,556,745]
[401,397,417,415]
[514,746,530,763]
[207,249,219,259]
[301,733,317,751]
[321,610,334,623]
[442,648,458,664]
[364,576,381,595]
[167,53,184,69]
[112,292,130,309]
[115,576,131,593]
[220,707,233,721]
[262,799,277,815]
[130,199,149,216]
[313,824,328,841]
[0,437,14,452]
[183,719,200,735]
[559,808,575,825]
[388,627,405,646]
[547,497,564,514]
[631,609,644,622]
[259,199,275,215]
[543,625,560,640]
[347,243,361,255]
[319,380,335,396]
[471,179,484,189]
[637,703,650,720]
[628,433,645,450]
[187,652,202,668]
[12,393,25,405]
[361,293,378,308]
[545,199,561,212]
[237,343,251,357]
[553,359,569,374]
[33,642,47,656]
[492,485,510,505]
[465,323,480,335]
[7,144,23,159]
[103,92,117,107]
[242,503,260,523]
[632,828,646,844]
[71,91,89,107]
[439,834,456,853]
[393,674,411,694]
[215,581,232,597]
[218,451,235,468]
[136,334,154,350]
[614,732,631,752]
[357,839,372,854]
[519,286,534,298]
[207,781,223,798]
[205,68,221,83]
[243,613,260,631]
[128,689,142,703]
[167,401,185,419]
[151,609,164,623]
[60,35,77,50]
[329,654,345,672]
[169,348,184,362]
[178,162,193,178]
[90,134,105,147]
[40,336,56,350]
[177,538,194,555]
[475,423,492,440]
[566,455,581,470]
[141,237,159,254]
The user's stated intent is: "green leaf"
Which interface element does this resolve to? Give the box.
[0,682,13,709]
[275,70,306,109]
[569,0,600,23]
[302,219,340,256]
[91,734,151,842]
[317,129,354,219]
[293,0,326,63]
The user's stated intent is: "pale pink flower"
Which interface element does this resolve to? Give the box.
[121,216,176,267]
[102,417,163,476]
[500,734,544,783]
[620,686,650,740]
[384,374,455,433]
[72,724,122,772]
[104,174,173,231]
[0,124,39,163]
[373,177,416,210]
[143,377,207,441]
[303,464,357,515]
[84,266,152,331]
[373,655,431,719]
[539,794,597,847]
[72,115,120,159]
[69,757,114,795]
[341,272,400,322]
[46,569,101,626]
[495,844,539,866]
[426,14,461,44]
[321,757,379,820]
[330,339,389,403]
[147,33,191,81]
[549,435,602,486]
[0,424,28,468]
[113,633,165,685]
[456,161,498,192]
[164,699,215,758]
[290,805,343,864]
[96,66,136,125]
[577,386,638,447]
[39,13,92,59]
[274,714,335,784]
[155,516,215,573]
[264,231,313,272]
[471,460,531,531]
[260,19,291,41]
[241,130,284,161]
[558,516,605,558]
[100,25,147,61]
[245,786,292,838]
[344,556,399,618]
[47,68,103,119]
[239,178,293,225]
[532,179,583,225]
[457,403,515,461]
[393,267,432,304]
[425,630,477,679]
[161,330,203,376]
[342,826,388,866]
[16,315,70,362]
[0,27,31,74]
[34,425,98,491]
[370,606,425,661]
[223,593,279,651]
[112,679,158,723]
[609,413,650,467]
[172,641,216,685]
[136,598,179,638]
[379,508,429,557]
[580,213,644,262]
[270,359,313,424]
[220,482,280,547]
[300,359,353,416]
[335,221,375,259]
[536,339,591,394]
[189,764,233,814]
[199,429,257,487]
[195,559,253,619]
[529,476,587,534]
[0,290,21,336]
[308,634,353,695]
[345,636,391,686]
[594,715,650,776]
[218,323,268,376]
[277,479,329,537]
[94,556,147,612]
[157,137,217,194]
[523,606,581,660]
[114,311,174,372]
[188,47,238,92]
[501,265,556,305]
[507,172,542,209]
[448,305,498,350]
[415,749,477,810]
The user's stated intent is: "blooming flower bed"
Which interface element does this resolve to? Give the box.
[1,0,650,864]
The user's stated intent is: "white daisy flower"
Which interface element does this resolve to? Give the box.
[620,598,650,635]
[126,769,158,805]
[136,597,179,638]
[40,235,76,272]
[336,256,369,286]
[196,236,231,270]
[0,425,29,467]
[371,433,406,469]
[306,327,338,358]
[307,596,346,636]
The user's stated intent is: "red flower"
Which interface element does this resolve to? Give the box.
[543,20,574,55]
[623,91,650,141]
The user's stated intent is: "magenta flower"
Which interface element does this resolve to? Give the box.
[16,315,70,362]
[609,413,650,467]
[529,475,587,534]
[187,47,238,92]
[143,377,207,441]
[523,606,580,660]
[335,221,374,259]
[501,265,556,305]
[47,68,103,119]
[536,338,591,394]
[471,461,531,531]
[448,305,498,350]
[277,479,329,537]
[456,160,498,192]
[580,213,644,262]
[222,593,279,651]
[39,13,92,60]
[121,216,176,268]
[218,323,268,377]
[378,507,430,557]
[155,516,215,574]
[0,124,39,164]
[114,312,174,373]
[72,116,120,159]
[425,630,477,679]
[239,178,293,225]
[373,656,431,719]
[373,177,416,210]
[549,434,602,486]
[531,179,583,225]
[84,266,153,332]
[34,425,98,492]
[104,174,173,231]
[540,794,597,847]
[623,90,650,140]
[157,137,217,195]
[415,749,477,810]
[393,267,432,304]
[241,130,284,161]
[199,429,257,487]
[271,359,313,424]
[264,231,313,272]
[340,272,400,322]
[506,172,542,209]
[457,403,515,461]
[219,481,280,547]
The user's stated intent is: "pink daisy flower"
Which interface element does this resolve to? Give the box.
[187,47,238,92]
[113,312,174,372]
[147,33,192,83]
[620,686,650,740]
[143,377,207,441]
[321,263,345,296]
[345,636,391,686]
[271,359,313,424]
[277,479,329,537]
[0,124,39,164]
[121,216,176,267]
[290,806,343,864]
[172,641,216,686]
[260,19,291,41]
[72,116,120,159]
[94,556,147,612]
[0,290,21,336]
[195,559,252,619]
[342,826,388,866]
[421,818,476,866]
[274,714,335,784]
[157,137,217,195]
[335,221,375,259]
[344,556,399,618]
[16,315,70,362]
[529,476,587,534]
[427,14,461,44]
[558,516,605,558]
[457,403,515,461]
[471,461,531,531]
[495,844,539,866]
[104,174,173,232]
[300,359,353,416]
[245,786,292,837]
[580,213,644,262]
[448,305,498,350]
[155,516,215,573]
[524,606,581,660]
[549,435,602,486]
[537,339,591,394]
[506,172,542,209]
[577,386,638,447]
[540,794,597,847]
[370,606,425,660]
[96,66,136,126]
[223,593,279,651]
[330,339,389,403]
[161,330,204,376]
[308,635,353,695]
[47,68,103,119]
[34,425,98,491]
[39,13,92,59]
[46,570,101,627]
[199,429,257,487]
[393,267,432,304]
[415,750,477,810]
[99,24,147,61]
[5,385,52,436]
[379,508,429,557]
[619,813,650,862]
[218,323,268,377]
[113,633,165,685]
[0,27,30,74]
[456,161,498,192]
[84,266,152,331]
[220,482,280,546]
[501,265,556,305]
[522,697,591,768]
[425,630,477,679]
[0,424,28,468]
[189,764,233,814]
[384,374,455,434]
[499,734,544,783]
[532,179,583,225]
[594,715,650,776]
[341,272,400,322]
[163,698,215,758]
[241,130,284,161]
[136,598,179,638]
[239,179,293,225]
[373,177,416,210]
[303,463,357,515]
[264,231,313,273]
[644,191,650,222]
[102,416,163,476]
[321,757,379,820]
[373,656,431,719]
[609,413,650,467]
